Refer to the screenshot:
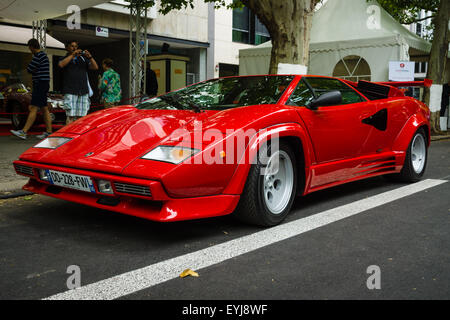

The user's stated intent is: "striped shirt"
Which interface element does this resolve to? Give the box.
[27,51,50,82]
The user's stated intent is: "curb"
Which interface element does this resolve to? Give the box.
[431,135,450,141]
[0,190,34,200]
[0,179,33,199]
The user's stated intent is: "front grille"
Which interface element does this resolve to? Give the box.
[114,182,152,197]
[15,164,34,176]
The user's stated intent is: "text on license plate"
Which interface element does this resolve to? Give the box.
[46,170,96,193]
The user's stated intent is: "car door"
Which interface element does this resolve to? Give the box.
[288,77,376,164]
[361,97,413,154]
[286,77,378,188]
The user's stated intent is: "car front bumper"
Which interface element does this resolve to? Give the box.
[13,160,240,222]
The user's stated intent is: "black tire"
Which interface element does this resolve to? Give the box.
[233,140,298,227]
[10,102,27,130]
[386,128,428,182]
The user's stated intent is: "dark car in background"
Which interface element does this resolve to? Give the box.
[0,83,67,129]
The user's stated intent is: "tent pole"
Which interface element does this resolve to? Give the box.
[129,0,147,102]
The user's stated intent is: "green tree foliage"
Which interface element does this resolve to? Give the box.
[135,0,243,14]
[136,0,320,73]
[376,0,440,41]
[376,0,439,24]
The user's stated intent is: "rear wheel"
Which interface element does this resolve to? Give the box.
[234,141,298,227]
[386,128,428,182]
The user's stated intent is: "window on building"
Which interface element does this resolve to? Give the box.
[232,5,270,45]
[414,62,427,74]
[254,18,270,45]
[232,6,250,44]
[333,55,371,82]
[421,62,427,73]
[416,23,422,36]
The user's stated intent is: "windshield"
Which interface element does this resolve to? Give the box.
[135,76,295,111]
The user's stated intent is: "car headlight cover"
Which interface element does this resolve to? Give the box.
[34,137,72,149]
[142,146,199,164]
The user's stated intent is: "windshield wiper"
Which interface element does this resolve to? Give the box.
[187,101,202,113]
[158,95,185,110]
[160,94,202,113]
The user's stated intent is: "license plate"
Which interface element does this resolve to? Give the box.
[46,170,96,193]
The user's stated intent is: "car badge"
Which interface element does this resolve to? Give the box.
[84,152,94,157]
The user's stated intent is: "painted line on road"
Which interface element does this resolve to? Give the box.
[44,179,447,300]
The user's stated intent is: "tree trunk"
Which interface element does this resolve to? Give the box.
[425,0,449,134]
[243,0,318,74]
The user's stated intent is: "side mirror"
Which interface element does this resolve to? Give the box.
[308,90,342,110]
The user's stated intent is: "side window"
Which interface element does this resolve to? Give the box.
[305,77,365,105]
[286,79,315,107]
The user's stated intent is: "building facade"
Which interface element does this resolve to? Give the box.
[210,0,270,79]
[406,10,433,80]
[0,0,269,102]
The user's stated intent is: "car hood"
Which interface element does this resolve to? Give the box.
[20,105,284,175]
[21,107,210,174]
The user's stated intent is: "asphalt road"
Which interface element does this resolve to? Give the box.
[0,140,449,303]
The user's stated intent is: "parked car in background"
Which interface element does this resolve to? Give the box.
[0,83,66,129]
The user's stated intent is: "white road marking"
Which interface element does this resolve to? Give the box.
[44,179,447,300]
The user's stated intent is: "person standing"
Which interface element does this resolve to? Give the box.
[146,63,158,97]
[98,58,122,108]
[58,40,98,124]
[11,39,52,140]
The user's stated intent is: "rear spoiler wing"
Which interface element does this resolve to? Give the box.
[343,79,433,100]
[377,79,433,88]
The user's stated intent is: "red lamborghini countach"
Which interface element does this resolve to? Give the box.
[13,75,431,226]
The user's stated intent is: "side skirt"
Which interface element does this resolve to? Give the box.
[305,151,405,194]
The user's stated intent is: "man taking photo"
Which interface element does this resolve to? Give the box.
[59,40,98,124]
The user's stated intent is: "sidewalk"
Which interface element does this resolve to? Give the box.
[0,127,449,194]
[0,134,37,193]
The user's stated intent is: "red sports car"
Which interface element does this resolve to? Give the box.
[13,75,431,226]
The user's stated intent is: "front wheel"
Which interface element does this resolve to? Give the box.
[234,141,298,227]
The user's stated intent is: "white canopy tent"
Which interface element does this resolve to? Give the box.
[0,0,108,21]
[0,25,64,49]
[239,0,432,81]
